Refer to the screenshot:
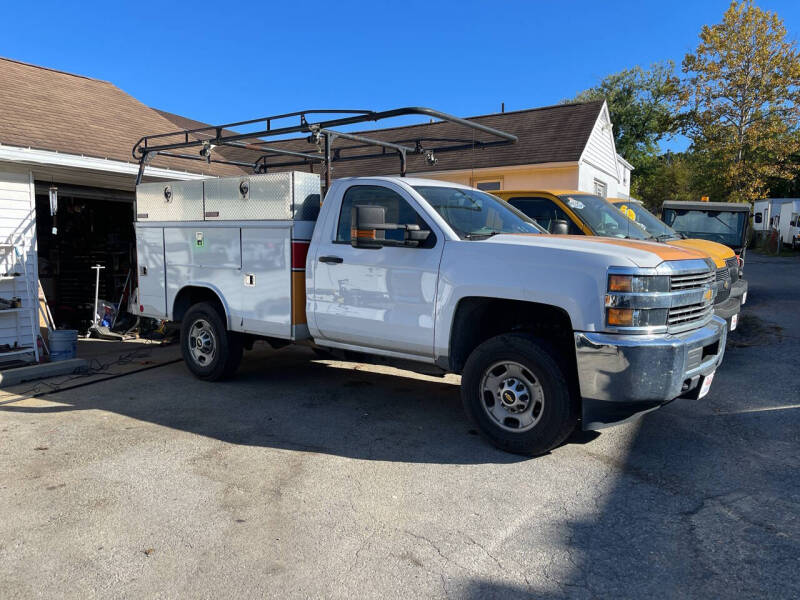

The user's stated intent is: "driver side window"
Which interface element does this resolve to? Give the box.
[336,185,431,245]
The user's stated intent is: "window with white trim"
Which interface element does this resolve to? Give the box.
[593,179,608,198]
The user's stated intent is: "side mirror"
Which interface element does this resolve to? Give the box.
[551,219,569,235]
[351,205,386,248]
[351,204,431,248]
[406,226,431,244]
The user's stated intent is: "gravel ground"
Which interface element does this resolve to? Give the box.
[1,255,798,599]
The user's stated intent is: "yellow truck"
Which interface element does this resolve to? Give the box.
[493,190,746,331]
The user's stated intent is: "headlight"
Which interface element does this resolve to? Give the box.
[605,273,670,330]
[608,274,669,293]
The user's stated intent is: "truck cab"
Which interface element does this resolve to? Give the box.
[493,190,746,331]
[136,174,727,456]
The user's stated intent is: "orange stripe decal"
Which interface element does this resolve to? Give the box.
[291,271,307,325]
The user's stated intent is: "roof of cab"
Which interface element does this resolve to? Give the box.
[662,201,751,212]
[496,189,585,197]
[335,176,474,189]
[607,197,642,204]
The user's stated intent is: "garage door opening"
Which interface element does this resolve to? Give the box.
[34,183,135,332]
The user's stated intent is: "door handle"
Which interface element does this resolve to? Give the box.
[319,255,343,264]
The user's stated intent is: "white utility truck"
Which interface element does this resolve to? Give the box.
[132,108,727,455]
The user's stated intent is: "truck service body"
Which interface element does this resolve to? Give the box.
[135,172,727,454]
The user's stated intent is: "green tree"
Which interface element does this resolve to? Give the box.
[570,61,682,168]
[682,0,800,203]
[632,152,698,209]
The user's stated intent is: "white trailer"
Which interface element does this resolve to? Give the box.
[753,198,797,233]
[779,200,800,249]
[752,199,772,233]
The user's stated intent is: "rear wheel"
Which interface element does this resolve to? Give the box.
[181,302,243,381]
[460,333,578,455]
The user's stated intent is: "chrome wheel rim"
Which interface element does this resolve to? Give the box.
[188,319,217,366]
[479,361,545,432]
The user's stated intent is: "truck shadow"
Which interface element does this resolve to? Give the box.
[3,345,576,465]
[451,265,800,597]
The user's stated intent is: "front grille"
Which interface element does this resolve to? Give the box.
[670,271,714,291]
[668,266,715,331]
[725,257,739,284]
[715,267,731,303]
[668,302,714,327]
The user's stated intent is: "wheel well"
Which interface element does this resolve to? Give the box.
[449,297,576,375]
[172,286,227,324]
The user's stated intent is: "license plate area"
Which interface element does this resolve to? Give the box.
[698,371,715,399]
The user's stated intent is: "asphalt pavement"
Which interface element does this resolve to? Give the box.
[1,254,798,599]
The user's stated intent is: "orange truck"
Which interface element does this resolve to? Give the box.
[493,190,746,331]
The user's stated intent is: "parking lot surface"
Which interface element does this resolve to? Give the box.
[1,255,798,599]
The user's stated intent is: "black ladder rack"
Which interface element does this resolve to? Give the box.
[132,106,518,190]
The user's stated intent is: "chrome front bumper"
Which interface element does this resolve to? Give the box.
[575,316,727,429]
[730,278,748,303]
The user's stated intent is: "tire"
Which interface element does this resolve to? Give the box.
[460,333,578,456]
[180,302,243,381]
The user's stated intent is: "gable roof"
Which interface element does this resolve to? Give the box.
[154,108,264,167]
[0,57,247,177]
[247,100,605,178]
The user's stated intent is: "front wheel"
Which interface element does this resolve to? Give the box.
[181,302,243,381]
[460,333,578,455]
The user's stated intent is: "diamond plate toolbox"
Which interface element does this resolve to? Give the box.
[203,172,321,221]
[136,180,204,221]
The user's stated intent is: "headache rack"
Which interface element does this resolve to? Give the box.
[132,106,518,189]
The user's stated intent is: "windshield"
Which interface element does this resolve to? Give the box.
[558,194,653,240]
[614,201,679,240]
[661,208,747,248]
[413,186,544,239]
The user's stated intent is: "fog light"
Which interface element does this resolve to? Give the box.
[607,308,634,326]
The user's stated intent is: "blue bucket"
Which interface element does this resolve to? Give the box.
[49,329,78,362]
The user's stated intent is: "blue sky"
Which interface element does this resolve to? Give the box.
[3,1,800,149]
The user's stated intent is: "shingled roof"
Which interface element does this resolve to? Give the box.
[153,101,606,179]
[243,100,605,178]
[0,57,248,177]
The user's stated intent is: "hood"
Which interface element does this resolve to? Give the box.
[668,238,735,268]
[486,234,709,269]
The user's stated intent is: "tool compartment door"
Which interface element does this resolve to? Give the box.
[135,226,167,318]
[240,227,292,338]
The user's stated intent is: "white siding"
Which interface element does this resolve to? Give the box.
[580,104,619,184]
[616,155,632,198]
[0,163,38,362]
[578,161,623,198]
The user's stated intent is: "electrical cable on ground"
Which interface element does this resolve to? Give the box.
[4,338,181,401]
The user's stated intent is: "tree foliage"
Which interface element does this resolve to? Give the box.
[682,0,800,203]
[571,62,681,169]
